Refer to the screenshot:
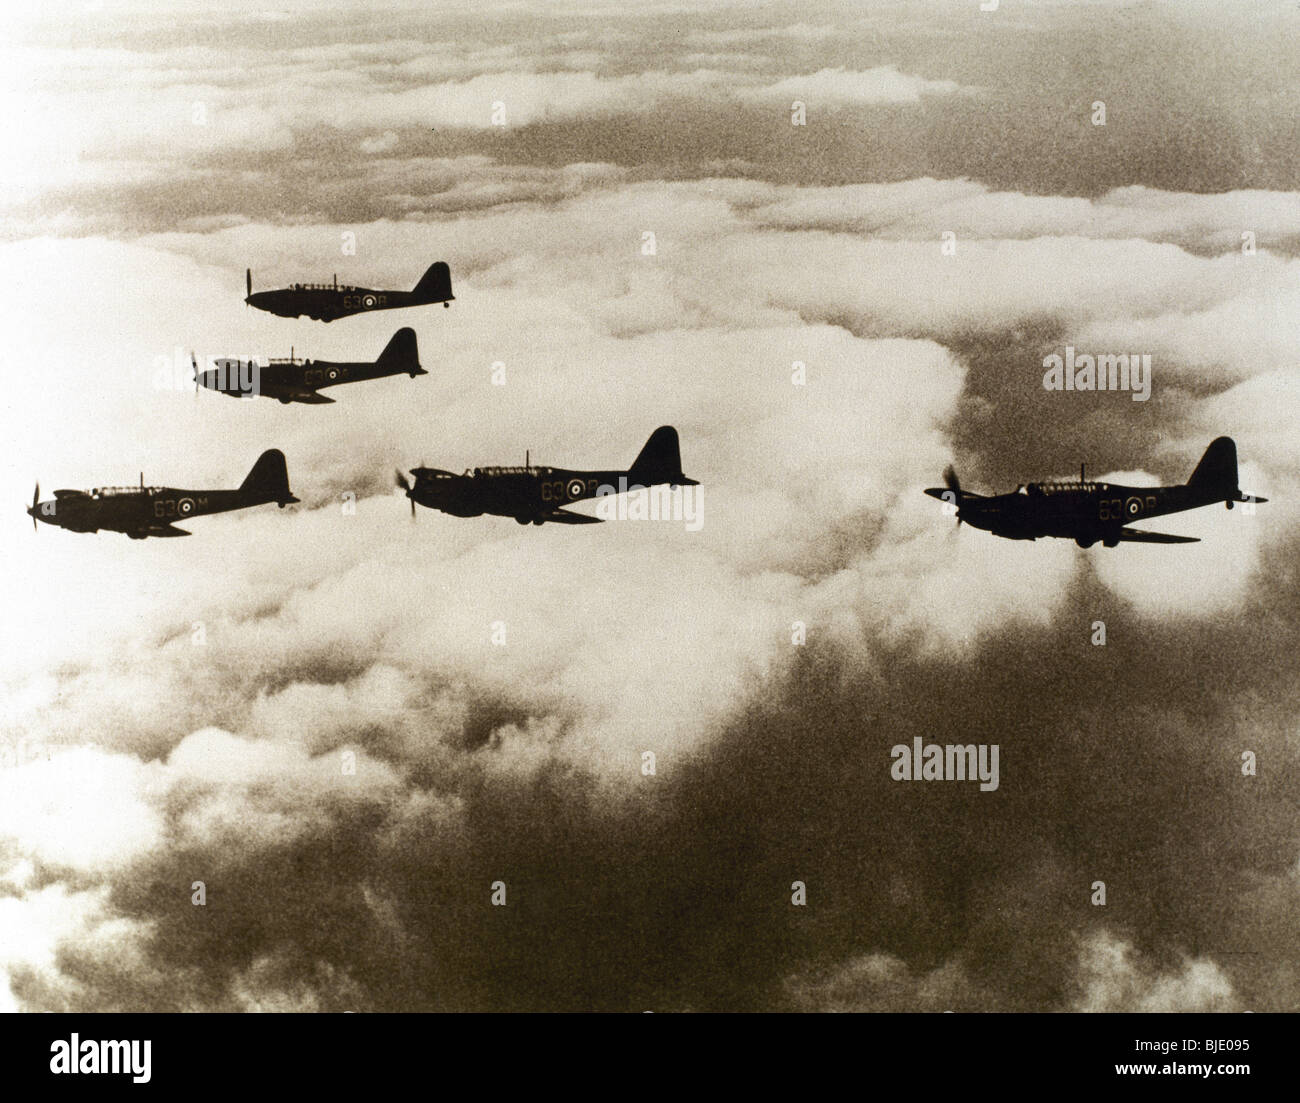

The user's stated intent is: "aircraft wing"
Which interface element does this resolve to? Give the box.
[1118,527,1199,544]
[536,508,603,525]
[262,386,334,404]
[109,523,191,538]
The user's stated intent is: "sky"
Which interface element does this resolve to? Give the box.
[0,0,1297,1012]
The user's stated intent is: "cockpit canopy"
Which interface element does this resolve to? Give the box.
[470,465,545,477]
[90,486,150,498]
[1024,480,1102,496]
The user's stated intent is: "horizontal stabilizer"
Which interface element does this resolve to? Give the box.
[1118,527,1200,544]
[147,524,191,537]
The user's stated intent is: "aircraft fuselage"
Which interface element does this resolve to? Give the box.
[30,487,285,538]
[27,451,298,538]
[246,287,446,323]
[410,467,648,523]
[199,329,423,404]
[199,356,425,403]
[955,482,1211,547]
[401,427,699,526]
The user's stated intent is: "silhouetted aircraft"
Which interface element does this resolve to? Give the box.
[397,426,698,525]
[195,328,424,404]
[925,437,1266,547]
[27,450,298,539]
[244,262,453,322]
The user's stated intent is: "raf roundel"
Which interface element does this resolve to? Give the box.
[178,497,196,515]
[362,294,377,308]
[567,479,585,499]
[1126,497,1142,516]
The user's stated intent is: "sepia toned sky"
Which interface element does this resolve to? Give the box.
[0,0,1297,1011]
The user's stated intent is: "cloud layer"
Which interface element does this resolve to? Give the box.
[1,0,1297,1012]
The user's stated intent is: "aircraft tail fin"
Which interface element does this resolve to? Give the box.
[376,327,421,373]
[412,261,453,303]
[628,426,697,486]
[1186,437,1239,500]
[239,449,298,505]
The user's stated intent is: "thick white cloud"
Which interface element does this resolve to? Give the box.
[1072,930,1238,1012]
[1,0,1297,1013]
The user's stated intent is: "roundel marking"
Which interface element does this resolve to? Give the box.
[362,294,377,308]
[1126,497,1142,516]
[178,497,196,515]
[567,479,585,500]
[328,368,338,380]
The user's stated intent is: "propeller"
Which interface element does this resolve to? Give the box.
[192,351,200,396]
[29,481,39,532]
[396,470,415,518]
[942,464,962,528]
[246,268,252,301]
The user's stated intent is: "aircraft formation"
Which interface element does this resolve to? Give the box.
[29,257,1266,544]
[32,260,697,538]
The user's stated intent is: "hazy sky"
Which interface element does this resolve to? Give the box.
[0,0,1297,1011]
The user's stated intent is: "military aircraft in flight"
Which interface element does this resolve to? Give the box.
[26,449,298,539]
[397,426,698,525]
[924,436,1266,547]
[195,328,425,404]
[244,262,454,322]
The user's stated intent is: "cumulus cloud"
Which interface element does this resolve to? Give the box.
[1072,931,1238,1013]
[1,0,1297,1013]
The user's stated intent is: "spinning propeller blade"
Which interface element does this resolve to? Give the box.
[942,465,962,527]
[395,470,416,519]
